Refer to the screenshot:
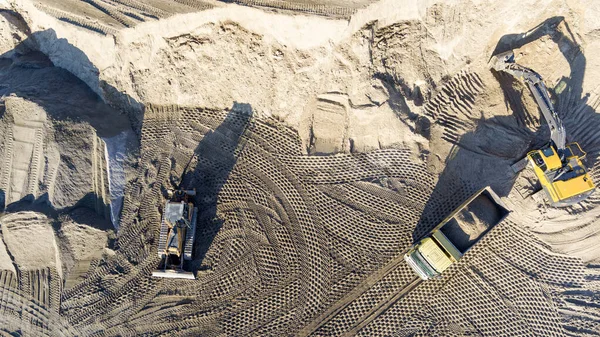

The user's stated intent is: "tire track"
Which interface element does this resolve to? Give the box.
[425,71,486,144]
[341,277,421,337]
[298,252,415,337]
[33,3,119,35]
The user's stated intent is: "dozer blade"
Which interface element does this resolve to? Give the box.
[511,157,529,173]
[152,269,196,280]
[489,50,515,71]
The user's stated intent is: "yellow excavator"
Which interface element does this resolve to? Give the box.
[490,51,595,206]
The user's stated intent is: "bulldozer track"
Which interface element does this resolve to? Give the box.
[29,268,50,308]
[0,128,13,199]
[111,0,169,18]
[34,3,119,35]
[26,128,43,197]
[0,271,17,316]
[82,0,136,28]
[425,71,485,144]
[230,0,355,18]
[171,0,214,11]
[103,0,146,22]
[0,282,79,336]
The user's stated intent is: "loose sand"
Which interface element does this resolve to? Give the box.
[0,212,61,275]
[0,0,599,335]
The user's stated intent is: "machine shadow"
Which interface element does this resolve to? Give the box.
[0,11,144,228]
[179,104,252,273]
[411,114,532,241]
[412,17,600,242]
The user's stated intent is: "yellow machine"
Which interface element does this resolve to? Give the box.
[152,189,198,279]
[528,143,594,206]
[491,51,595,206]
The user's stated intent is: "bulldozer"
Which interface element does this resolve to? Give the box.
[490,51,595,206]
[152,189,198,279]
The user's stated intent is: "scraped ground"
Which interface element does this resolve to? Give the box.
[0,0,599,336]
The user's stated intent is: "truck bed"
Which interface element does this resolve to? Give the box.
[438,190,507,253]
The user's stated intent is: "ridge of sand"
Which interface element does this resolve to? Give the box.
[0,0,600,335]
[0,212,62,276]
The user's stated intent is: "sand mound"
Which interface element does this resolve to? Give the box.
[0,39,138,216]
[0,211,61,274]
[57,208,112,289]
[0,232,15,273]
[0,0,599,336]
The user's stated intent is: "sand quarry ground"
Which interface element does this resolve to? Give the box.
[0,0,599,336]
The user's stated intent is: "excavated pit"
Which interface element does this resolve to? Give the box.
[0,0,599,336]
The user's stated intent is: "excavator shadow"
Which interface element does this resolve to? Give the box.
[412,113,531,241]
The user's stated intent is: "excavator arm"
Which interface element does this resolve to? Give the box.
[491,51,566,154]
[490,50,595,206]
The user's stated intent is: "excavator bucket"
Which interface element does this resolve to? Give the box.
[489,50,515,71]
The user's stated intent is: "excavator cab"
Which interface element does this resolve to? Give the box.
[529,146,562,172]
[527,142,595,207]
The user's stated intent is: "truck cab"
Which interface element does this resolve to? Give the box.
[405,187,510,280]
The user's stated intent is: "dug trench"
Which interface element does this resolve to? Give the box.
[0,2,599,337]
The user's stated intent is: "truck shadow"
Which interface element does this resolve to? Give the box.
[412,16,600,242]
[178,104,252,273]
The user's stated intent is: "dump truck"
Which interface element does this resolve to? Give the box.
[405,187,510,280]
[152,189,198,280]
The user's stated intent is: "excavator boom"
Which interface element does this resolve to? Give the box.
[490,50,595,206]
[491,51,566,152]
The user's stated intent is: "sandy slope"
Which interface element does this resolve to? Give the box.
[1,212,61,275]
[0,0,599,335]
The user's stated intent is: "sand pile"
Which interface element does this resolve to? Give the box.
[0,16,138,225]
[0,230,15,273]
[57,208,112,289]
[0,0,599,335]
[0,211,61,273]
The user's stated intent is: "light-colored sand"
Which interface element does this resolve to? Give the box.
[0,233,16,273]
[103,130,136,228]
[57,208,110,289]
[0,0,600,335]
[0,212,61,276]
